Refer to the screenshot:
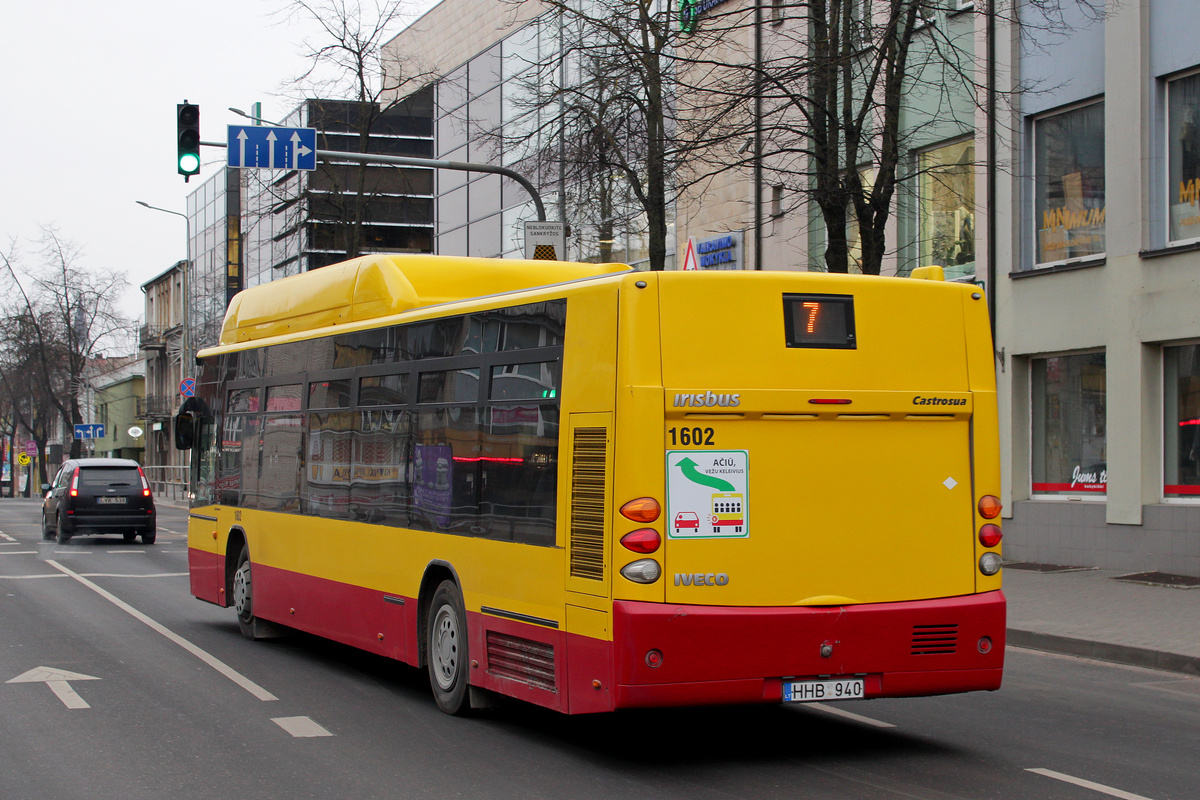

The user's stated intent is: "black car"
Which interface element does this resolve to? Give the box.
[41,458,157,545]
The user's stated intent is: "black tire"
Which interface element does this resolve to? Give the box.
[123,532,138,543]
[55,513,71,545]
[141,528,157,545]
[232,544,256,640]
[427,580,470,715]
[41,511,54,541]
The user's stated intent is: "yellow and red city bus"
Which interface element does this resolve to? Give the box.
[179,254,1005,715]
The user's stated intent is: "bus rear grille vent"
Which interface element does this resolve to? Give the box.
[486,631,556,691]
[569,427,608,580]
[911,624,959,655]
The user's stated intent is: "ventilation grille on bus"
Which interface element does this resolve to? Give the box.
[911,624,959,655]
[486,631,556,691]
[569,427,608,581]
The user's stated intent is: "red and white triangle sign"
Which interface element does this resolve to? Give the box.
[682,237,699,271]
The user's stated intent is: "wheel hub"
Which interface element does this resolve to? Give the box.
[432,605,458,690]
[232,563,252,617]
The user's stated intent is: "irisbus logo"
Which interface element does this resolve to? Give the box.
[673,391,741,408]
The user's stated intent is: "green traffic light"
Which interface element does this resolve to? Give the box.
[179,153,201,173]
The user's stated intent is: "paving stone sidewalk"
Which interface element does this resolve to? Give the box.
[1004,564,1200,675]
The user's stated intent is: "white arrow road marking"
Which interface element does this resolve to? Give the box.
[7,667,100,710]
[1026,768,1156,800]
[272,716,333,738]
[806,702,897,728]
[46,560,277,702]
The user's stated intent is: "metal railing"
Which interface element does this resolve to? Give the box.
[142,464,189,503]
[139,395,176,418]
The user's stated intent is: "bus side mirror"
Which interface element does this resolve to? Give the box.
[175,412,194,450]
[174,395,210,450]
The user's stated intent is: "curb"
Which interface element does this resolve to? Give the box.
[1008,628,1200,677]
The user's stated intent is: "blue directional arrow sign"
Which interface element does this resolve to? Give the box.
[73,424,106,440]
[227,125,317,171]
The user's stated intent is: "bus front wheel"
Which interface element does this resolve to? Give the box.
[427,581,470,715]
[233,545,256,640]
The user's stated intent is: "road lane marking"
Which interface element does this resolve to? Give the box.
[1027,768,1156,800]
[106,550,146,554]
[0,532,16,542]
[806,703,897,728]
[0,551,38,555]
[272,716,333,738]
[0,572,188,580]
[1,541,24,545]
[7,667,100,710]
[45,560,278,702]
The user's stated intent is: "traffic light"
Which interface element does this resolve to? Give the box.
[177,102,200,181]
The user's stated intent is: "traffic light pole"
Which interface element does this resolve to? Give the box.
[199,141,547,222]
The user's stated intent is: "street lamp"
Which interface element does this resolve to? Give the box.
[228,107,287,127]
[135,201,191,377]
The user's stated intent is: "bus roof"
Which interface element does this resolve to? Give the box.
[216,254,631,347]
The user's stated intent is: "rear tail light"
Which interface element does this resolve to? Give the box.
[978,524,1002,548]
[978,495,1002,519]
[620,559,661,584]
[620,497,661,523]
[808,398,852,405]
[979,552,1003,576]
[137,466,152,497]
[69,467,80,498]
[620,528,662,554]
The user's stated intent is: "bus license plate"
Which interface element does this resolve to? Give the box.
[97,497,127,504]
[782,678,864,703]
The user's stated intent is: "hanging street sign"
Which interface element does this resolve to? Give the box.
[73,424,106,440]
[524,221,566,261]
[180,378,196,397]
[227,125,317,171]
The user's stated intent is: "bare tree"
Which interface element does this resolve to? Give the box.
[259,0,438,265]
[0,227,132,460]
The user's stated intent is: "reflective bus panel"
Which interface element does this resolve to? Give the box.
[182,254,1003,715]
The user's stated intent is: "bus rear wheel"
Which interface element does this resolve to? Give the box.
[427,580,470,715]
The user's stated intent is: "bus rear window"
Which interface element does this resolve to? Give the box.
[783,294,856,349]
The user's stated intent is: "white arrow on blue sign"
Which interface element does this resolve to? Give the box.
[227,125,317,171]
[73,424,106,440]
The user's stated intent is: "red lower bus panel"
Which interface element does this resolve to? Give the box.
[609,591,1005,709]
[189,547,224,607]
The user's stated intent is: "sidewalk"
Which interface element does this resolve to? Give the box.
[1003,563,1200,676]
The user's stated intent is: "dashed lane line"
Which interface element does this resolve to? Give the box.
[45,560,278,702]
[0,551,38,556]
[272,716,333,738]
[1027,768,1157,800]
[0,572,189,580]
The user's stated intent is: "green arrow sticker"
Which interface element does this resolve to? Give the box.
[674,456,736,492]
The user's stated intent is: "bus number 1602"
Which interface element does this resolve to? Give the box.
[668,427,715,446]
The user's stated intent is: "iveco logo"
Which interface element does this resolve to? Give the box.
[673,391,741,408]
[674,572,730,586]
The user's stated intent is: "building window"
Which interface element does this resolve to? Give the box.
[1031,352,1106,495]
[1033,101,1105,265]
[771,185,784,217]
[917,137,975,280]
[1164,345,1200,498]
[1168,72,1200,244]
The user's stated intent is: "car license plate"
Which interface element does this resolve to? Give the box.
[782,678,864,703]
[97,497,127,505]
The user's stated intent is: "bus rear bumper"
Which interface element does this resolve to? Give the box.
[610,590,1005,710]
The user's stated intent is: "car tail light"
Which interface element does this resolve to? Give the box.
[69,467,80,498]
[137,466,152,498]
[808,398,852,405]
[620,497,661,523]
[978,495,1002,519]
[620,528,661,554]
[978,524,1002,548]
[620,559,661,584]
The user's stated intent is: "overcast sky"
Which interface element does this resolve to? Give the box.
[1,1,435,322]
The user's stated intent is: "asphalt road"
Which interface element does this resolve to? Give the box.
[1,497,1197,800]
